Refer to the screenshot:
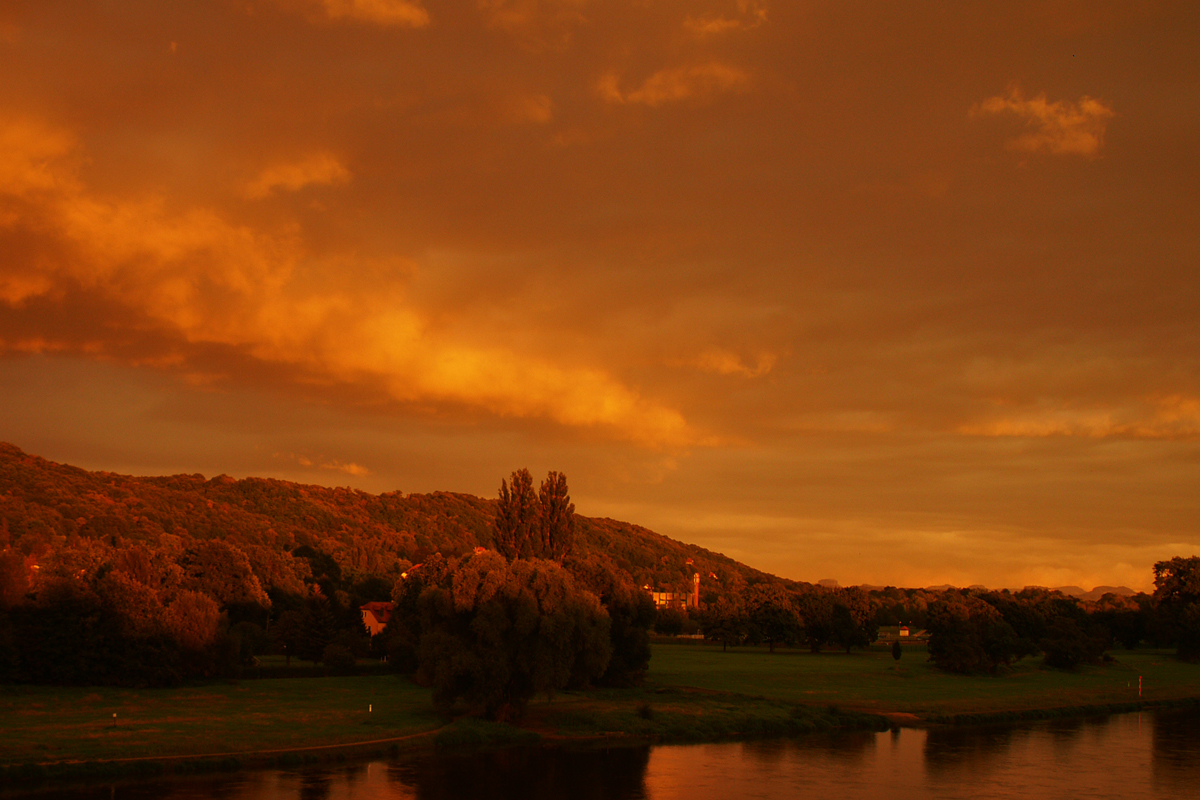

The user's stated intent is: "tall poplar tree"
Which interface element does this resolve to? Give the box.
[538,471,575,563]
[494,469,575,563]
[494,468,539,560]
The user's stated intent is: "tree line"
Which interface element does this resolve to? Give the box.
[690,556,1200,673]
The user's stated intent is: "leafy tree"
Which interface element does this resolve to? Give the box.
[295,595,338,663]
[828,588,878,653]
[831,603,871,653]
[565,551,653,686]
[926,593,1023,674]
[164,590,221,653]
[415,551,611,719]
[1040,616,1107,670]
[1091,593,1148,650]
[655,607,686,636]
[0,549,30,609]
[745,585,802,653]
[179,539,270,610]
[701,595,748,651]
[1153,556,1200,661]
[795,589,834,652]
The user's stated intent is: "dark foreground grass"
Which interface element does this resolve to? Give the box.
[0,673,441,767]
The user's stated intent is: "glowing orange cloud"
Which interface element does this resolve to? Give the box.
[295,0,432,27]
[971,85,1116,157]
[957,396,1200,441]
[0,115,693,447]
[244,153,351,199]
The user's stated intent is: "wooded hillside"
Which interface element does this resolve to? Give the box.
[0,442,781,607]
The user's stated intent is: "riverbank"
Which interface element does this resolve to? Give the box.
[3,644,1197,786]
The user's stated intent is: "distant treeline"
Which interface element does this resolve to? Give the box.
[692,557,1200,672]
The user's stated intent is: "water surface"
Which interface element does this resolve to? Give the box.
[13,709,1200,800]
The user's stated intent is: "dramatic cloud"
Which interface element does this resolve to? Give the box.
[0,116,692,446]
[972,85,1116,157]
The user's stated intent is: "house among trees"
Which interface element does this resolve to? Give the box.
[360,601,394,637]
[646,573,701,610]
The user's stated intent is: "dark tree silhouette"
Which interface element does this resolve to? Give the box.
[701,595,748,651]
[1153,556,1200,661]
[494,469,576,563]
[745,584,802,653]
[538,471,575,563]
[494,469,539,560]
[415,552,611,719]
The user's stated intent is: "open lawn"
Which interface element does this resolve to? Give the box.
[644,643,1200,716]
[2,643,1198,770]
[0,674,440,766]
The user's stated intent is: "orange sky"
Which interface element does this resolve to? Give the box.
[2,1,1197,591]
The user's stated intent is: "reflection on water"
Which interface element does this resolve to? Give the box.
[1153,709,1200,793]
[9,710,1199,800]
[385,746,650,800]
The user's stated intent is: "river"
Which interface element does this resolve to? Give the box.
[11,709,1200,799]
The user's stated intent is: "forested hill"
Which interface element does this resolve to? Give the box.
[0,442,780,603]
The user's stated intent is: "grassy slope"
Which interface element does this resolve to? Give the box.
[5,644,1198,768]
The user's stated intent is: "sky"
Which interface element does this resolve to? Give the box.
[1,1,1197,592]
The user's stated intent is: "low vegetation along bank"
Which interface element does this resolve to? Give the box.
[4,644,1198,786]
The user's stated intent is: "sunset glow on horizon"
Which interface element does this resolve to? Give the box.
[2,1,1197,592]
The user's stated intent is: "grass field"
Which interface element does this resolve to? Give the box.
[2,643,1198,770]
[0,674,440,766]
[644,642,1198,716]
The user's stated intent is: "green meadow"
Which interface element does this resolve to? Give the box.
[0,673,441,767]
[644,642,1197,717]
[3,643,1198,770]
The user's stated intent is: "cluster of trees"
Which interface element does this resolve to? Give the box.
[698,584,878,654]
[689,558,1200,675]
[922,559,1200,673]
[375,470,655,719]
[0,532,390,685]
[493,469,574,562]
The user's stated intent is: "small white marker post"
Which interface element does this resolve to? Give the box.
[112,713,117,729]
[369,704,372,714]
